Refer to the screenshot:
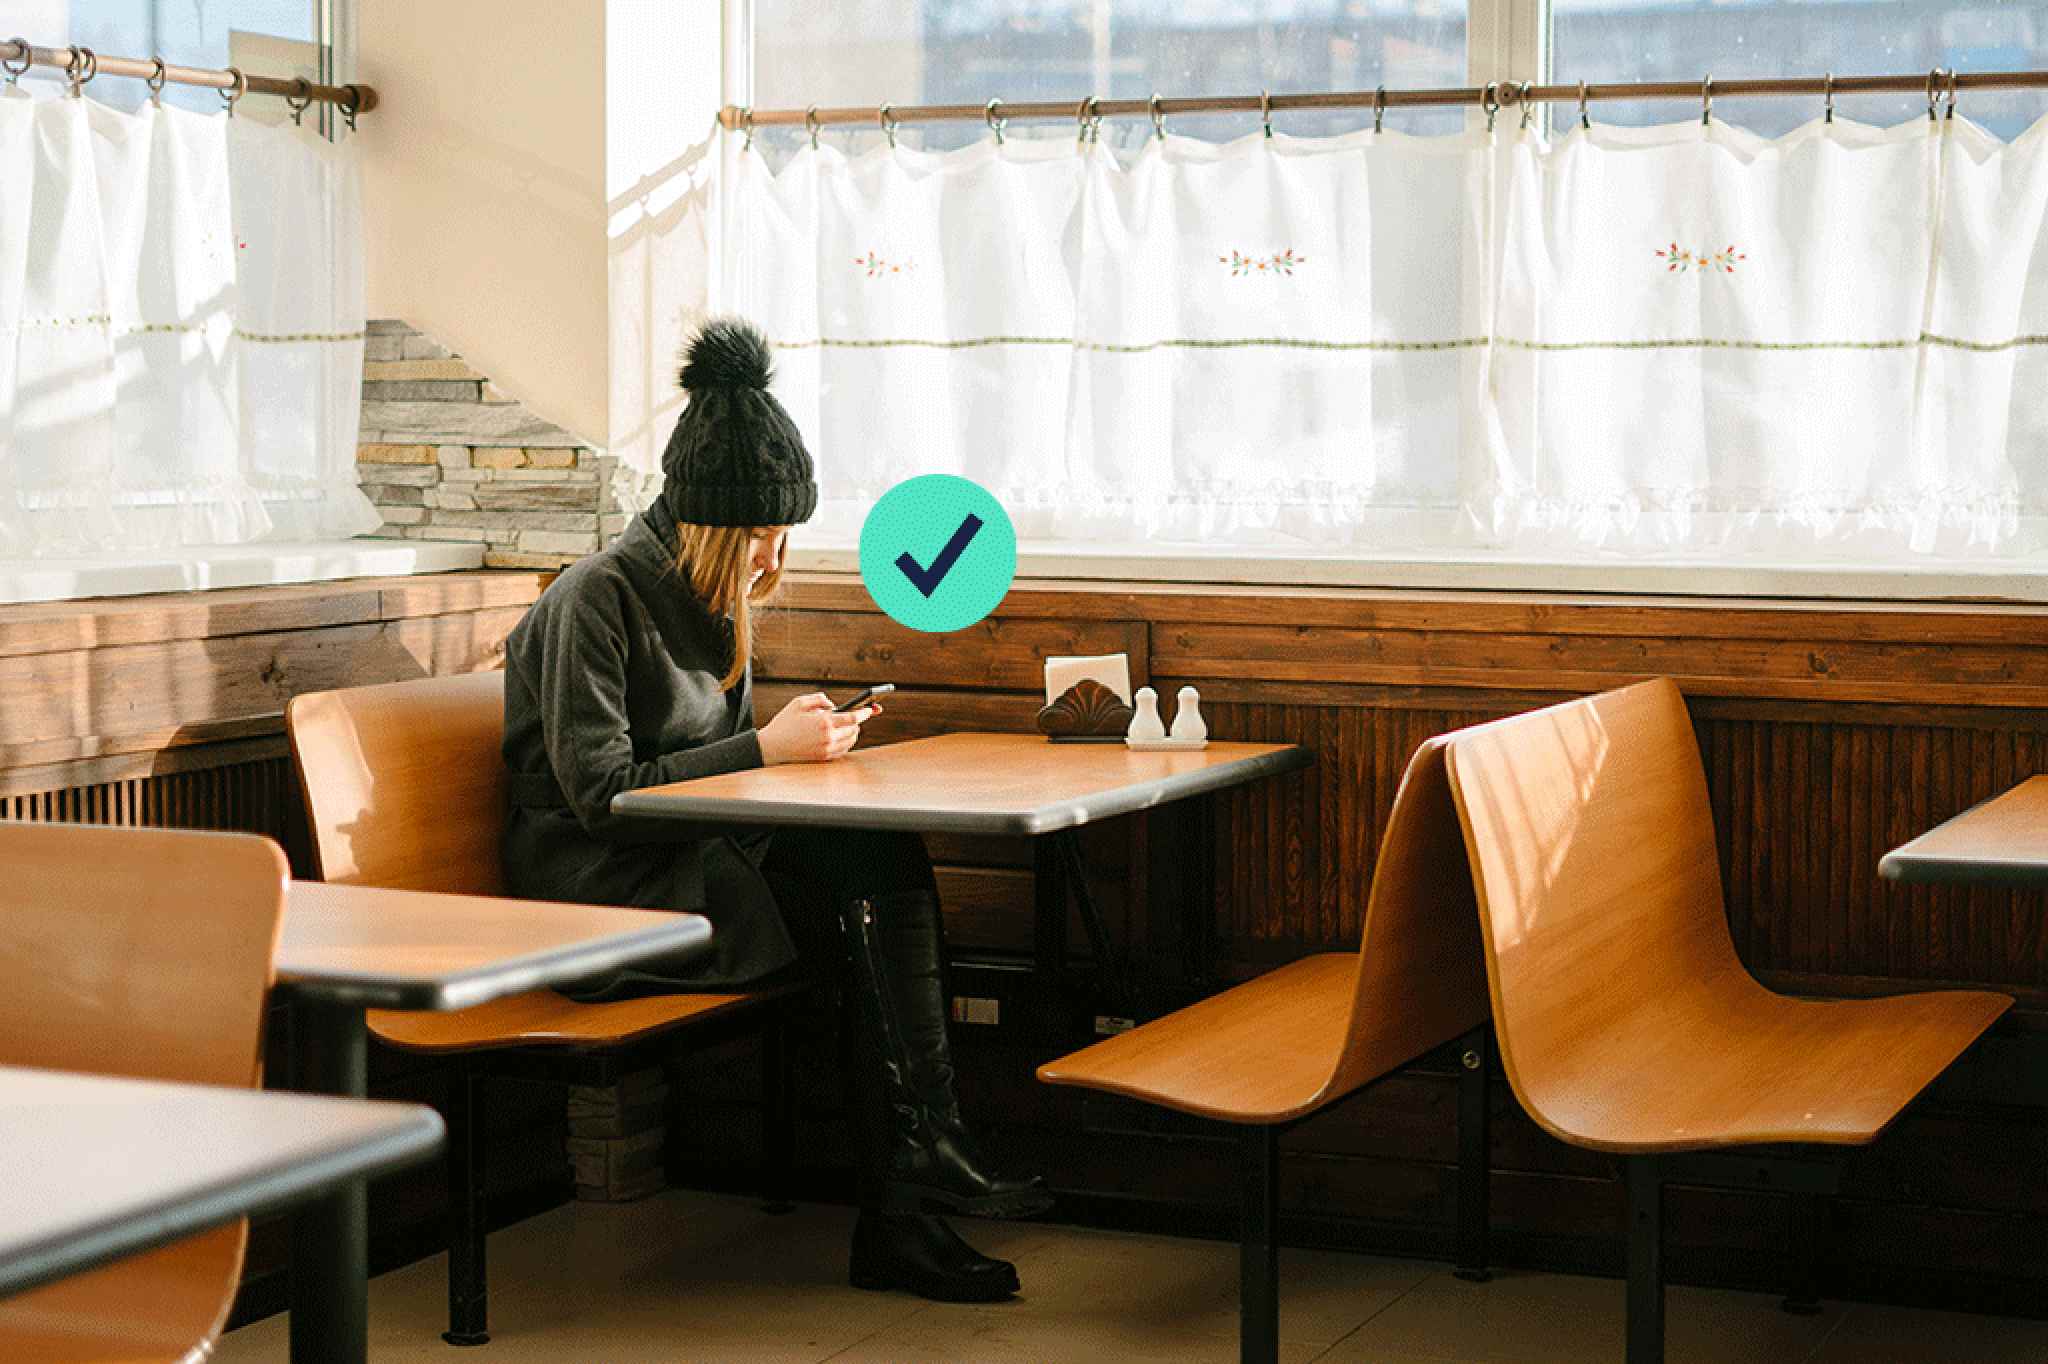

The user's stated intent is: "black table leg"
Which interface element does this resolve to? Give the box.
[1055,830,1134,1014]
[290,998,370,1364]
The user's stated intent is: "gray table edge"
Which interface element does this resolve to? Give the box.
[277,915,714,1011]
[1878,849,2048,889]
[0,1103,444,1301]
[611,743,1316,836]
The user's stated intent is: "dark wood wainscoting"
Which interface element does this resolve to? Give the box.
[739,575,2048,1315]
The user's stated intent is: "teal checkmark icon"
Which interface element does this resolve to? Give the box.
[860,476,1016,633]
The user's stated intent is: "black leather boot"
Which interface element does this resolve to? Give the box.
[842,892,1052,1218]
[848,1211,1020,1302]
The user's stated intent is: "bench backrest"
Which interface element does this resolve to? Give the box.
[0,821,285,1084]
[287,671,508,894]
[1328,735,1493,1095]
[1443,678,1752,1137]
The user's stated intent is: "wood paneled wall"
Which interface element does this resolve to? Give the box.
[757,578,2048,1002]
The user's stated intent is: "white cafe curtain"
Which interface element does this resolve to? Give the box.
[0,87,377,556]
[724,107,2048,559]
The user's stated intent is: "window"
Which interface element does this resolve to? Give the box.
[10,0,330,119]
[750,0,1472,158]
[748,1,2042,149]
[1552,1,2045,140]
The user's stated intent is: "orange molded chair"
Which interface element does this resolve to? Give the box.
[1445,679,2010,1364]
[286,671,799,1346]
[0,822,288,1362]
[1039,736,1493,1364]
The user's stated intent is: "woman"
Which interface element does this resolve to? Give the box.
[500,317,1046,1303]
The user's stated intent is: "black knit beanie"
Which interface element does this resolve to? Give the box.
[656,317,818,528]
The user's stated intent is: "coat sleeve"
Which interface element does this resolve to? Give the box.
[534,576,764,839]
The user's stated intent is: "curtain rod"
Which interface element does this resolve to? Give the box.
[1,38,377,115]
[724,67,2048,132]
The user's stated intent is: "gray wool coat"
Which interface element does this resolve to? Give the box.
[499,499,798,997]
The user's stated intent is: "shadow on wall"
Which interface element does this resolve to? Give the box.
[608,126,719,493]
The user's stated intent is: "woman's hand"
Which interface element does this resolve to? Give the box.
[758,692,880,765]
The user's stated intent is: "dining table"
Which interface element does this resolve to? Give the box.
[275,880,714,1364]
[611,730,1313,1029]
[0,1064,442,1302]
[1880,775,2048,888]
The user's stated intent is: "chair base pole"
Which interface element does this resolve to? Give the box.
[1625,1155,1665,1364]
[1453,1025,1493,1284]
[444,1060,489,1346]
[1781,1190,1824,1315]
[1240,1124,1280,1364]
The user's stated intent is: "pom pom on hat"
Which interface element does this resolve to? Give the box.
[679,316,775,393]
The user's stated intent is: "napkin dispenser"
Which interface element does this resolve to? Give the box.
[1036,653,1133,742]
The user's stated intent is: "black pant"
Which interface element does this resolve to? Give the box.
[757,826,939,985]
[759,826,941,1210]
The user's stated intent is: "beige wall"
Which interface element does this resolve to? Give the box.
[604,2,723,497]
[358,0,610,448]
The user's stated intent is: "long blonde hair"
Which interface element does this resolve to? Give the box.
[675,521,786,690]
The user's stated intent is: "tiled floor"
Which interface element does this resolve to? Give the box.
[216,1190,2048,1362]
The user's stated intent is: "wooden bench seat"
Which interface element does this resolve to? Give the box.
[1039,736,1492,1364]
[1039,953,1357,1123]
[370,986,779,1054]
[287,670,798,1347]
[1444,678,2011,1363]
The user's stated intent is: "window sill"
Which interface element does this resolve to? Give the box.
[787,541,2048,605]
[0,538,486,607]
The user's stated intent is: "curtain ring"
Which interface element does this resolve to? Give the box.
[1926,68,1945,122]
[1,37,29,88]
[219,65,246,117]
[1374,85,1386,135]
[805,104,821,150]
[1149,91,1166,142]
[1822,71,1834,124]
[1076,95,1100,146]
[339,82,360,132]
[879,102,898,148]
[1260,89,1273,139]
[1481,82,1499,134]
[1945,68,1959,122]
[287,76,314,126]
[1517,80,1536,131]
[984,97,1006,145]
[738,105,754,151]
[146,56,169,105]
[1700,75,1714,126]
[65,46,96,97]
[1578,79,1591,130]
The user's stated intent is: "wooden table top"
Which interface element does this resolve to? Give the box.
[1881,775,2048,888]
[0,1065,442,1301]
[611,731,1313,836]
[278,882,713,1011]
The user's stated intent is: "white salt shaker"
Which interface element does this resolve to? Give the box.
[1127,686,1166,742]
[1170,685,1208,743]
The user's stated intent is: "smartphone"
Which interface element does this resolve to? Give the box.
[833,683,895,714]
